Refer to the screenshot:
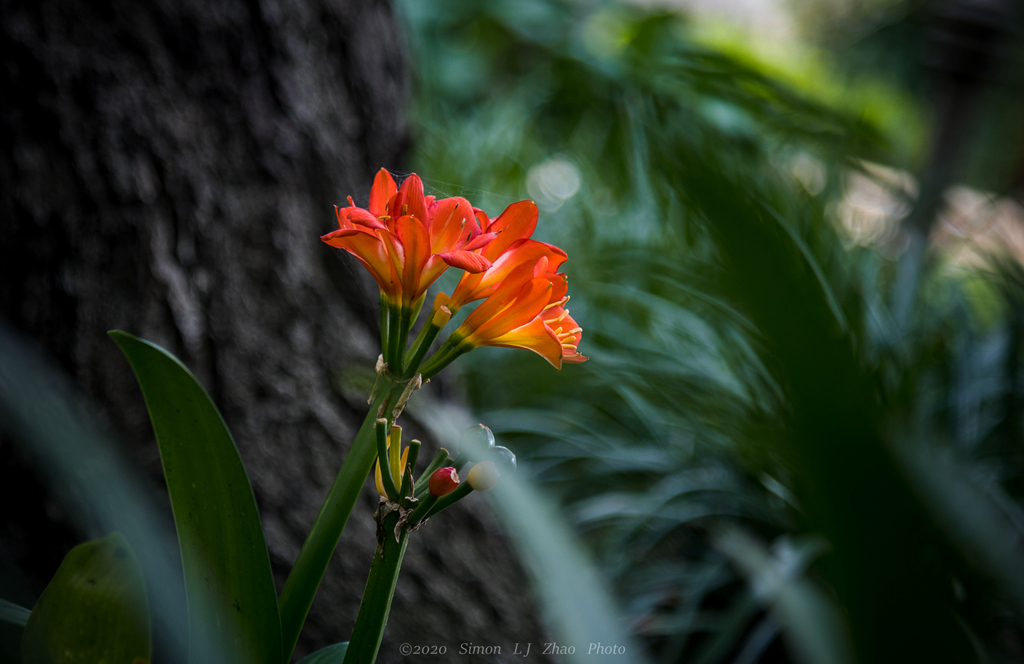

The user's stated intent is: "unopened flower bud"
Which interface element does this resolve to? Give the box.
[458,424,495,460]
[429,467,460,497]
[467,461,499,492]
[492,446,517,474]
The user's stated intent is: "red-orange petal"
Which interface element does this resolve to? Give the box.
[417,255,454,300]
[393,174,428,225]
[450,239,567,309]
[393,214,430,300]
[463,231,497,252]
[482,201,539,259]
[466,276,554,342]
[323,229,402,299]
[541,306,587,364]
[428,196,476,255]
[338,205,386,229]
[369,168,398,218]
[439,250,492,273]
[377,229,408,299]
[486,316,564,369]
[473,208,491,232]
[548,272,569,303]
[461,260,540,325]
[321,228,362,243]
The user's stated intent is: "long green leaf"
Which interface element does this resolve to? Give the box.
[298,642,348,664]
[21,533,150,663]
[110,331,282,664]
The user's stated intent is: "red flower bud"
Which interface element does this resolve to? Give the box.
[429,467,460,497]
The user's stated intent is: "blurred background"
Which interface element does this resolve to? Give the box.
[5,0,1024,662]
[402,0,1024,662]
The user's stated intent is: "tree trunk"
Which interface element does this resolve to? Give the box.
[0,0,548,660]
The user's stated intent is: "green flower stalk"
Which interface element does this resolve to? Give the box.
[278,375,408,659]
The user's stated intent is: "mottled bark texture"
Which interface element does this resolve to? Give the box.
[0,0,547,660]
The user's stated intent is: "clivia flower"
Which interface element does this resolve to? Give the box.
[420,254,588,375]
[322,169,495,309]
[322,169,586,377]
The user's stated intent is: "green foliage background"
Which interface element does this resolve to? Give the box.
[397,1,1024,662]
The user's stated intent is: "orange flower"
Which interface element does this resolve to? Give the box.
[323,170,587,375]
[540,306,588,364]
[447,201,567,311]
[322,169,494,308]
[427,254,588,372]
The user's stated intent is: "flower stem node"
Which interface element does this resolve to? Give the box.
[428,467,460,498]
[467,461,500,492]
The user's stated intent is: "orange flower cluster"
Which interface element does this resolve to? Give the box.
[322,169,587,372]
[322,169,493,308]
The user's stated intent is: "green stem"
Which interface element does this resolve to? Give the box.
[402,321,446,379]
[399,466,414,502]
[418,340,469,381]
[378,294,390,367]
[387,305,403,375]
[423,481,474,520]
[395,299,422,372]
[343,512,410,664]
[407,493,438,525]
[279,378,403,661]
[406,439,421,479]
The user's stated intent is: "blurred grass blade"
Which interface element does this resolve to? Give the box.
[110,330,282,664]
[689,594,759,664]
[716,529,852,664]
[419,404,646,664]
[491,473,649,664]
[0,321,188,658]
[21,533,150,663]
[733,616,782,664]
[894,439,1024,624]
[297,642,348,663]
[0,600,31,627]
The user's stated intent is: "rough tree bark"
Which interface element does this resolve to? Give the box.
[0,0,548,660]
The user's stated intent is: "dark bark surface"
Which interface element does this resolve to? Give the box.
[0,0,548,660]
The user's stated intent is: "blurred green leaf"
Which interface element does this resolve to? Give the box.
[0,600,31,628]
[490,472,649,664]
[297,642,348,664]
[715,529,850,664]
[21,533,150,664]
[0,321,189,659]
[109,331,281,664]
[398,0,1024,661]
[894,436,1024,623]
